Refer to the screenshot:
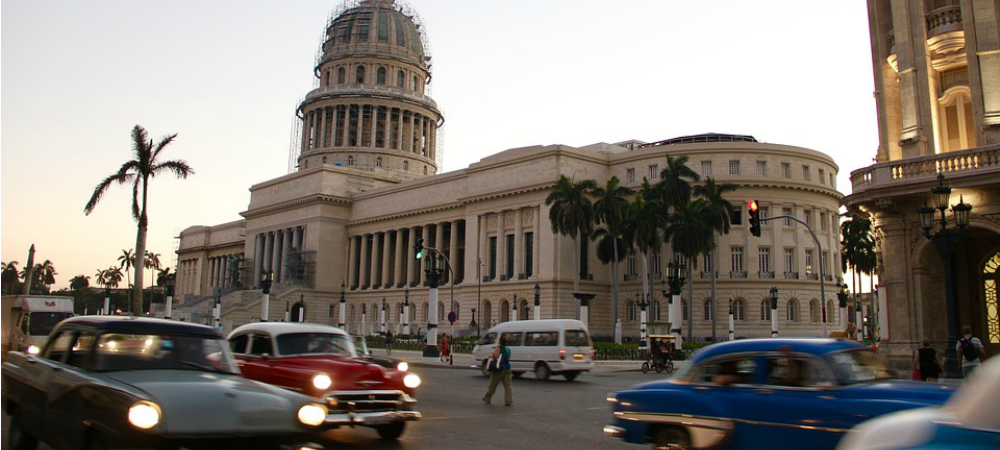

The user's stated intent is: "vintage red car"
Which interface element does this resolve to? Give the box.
[227,322,421,440]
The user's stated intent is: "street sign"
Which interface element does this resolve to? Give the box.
[448,311,456,324]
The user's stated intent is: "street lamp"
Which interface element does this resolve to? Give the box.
[104,286,112,316]
[837,283,849,330]
[338,283,346,328]
[855,292,864,342]
[666,260,687,351]
[380,298,387,334]
[769,286,779,337]
[260,270,274,322]
[917,173,972,379]
[534,283,541,321]
[403,288,410,336]
[165,274,175,320]
[638,292,650,348]
[728,299,735,341]
[512,295,519,321]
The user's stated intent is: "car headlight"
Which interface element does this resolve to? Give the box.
[128,401,161,429]
[297,403,327,427]
[403,373,421,389]
[26,345,40,355]
[397,361,409,372]
[606,392,618,403]
[312,374,332,390]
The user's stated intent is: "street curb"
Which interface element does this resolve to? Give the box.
[410,361,479,371]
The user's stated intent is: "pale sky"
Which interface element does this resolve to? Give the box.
[1,0,879,291]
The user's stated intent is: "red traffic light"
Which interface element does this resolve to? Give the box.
[747,200,759,212]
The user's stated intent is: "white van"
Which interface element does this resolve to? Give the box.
[472,319,594,381]
[2,295,75,356]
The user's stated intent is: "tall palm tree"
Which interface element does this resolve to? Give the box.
[70,275,90,290]
[84,125,194,314]
[657,155,701,209]
[545,175,597,315]
[694,177,739,341]
[665,198,715,341]
[39,260,57,292]
[841,215,876,304]
[145,251,161,289]
[94,269,108,289]
[590,176,633,343]
[105,266,124,289]
[622,181,665,324]
[1,261,19,294]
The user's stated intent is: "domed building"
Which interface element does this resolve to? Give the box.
[172,0,846,344]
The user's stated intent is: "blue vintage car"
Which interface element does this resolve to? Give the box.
[604,339,957,450]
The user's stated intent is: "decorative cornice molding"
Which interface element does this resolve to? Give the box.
[241,194,351,219]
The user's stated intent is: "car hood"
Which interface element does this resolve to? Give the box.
[107,370,310,435]
[837,380,956,404]
[277,355,398,390]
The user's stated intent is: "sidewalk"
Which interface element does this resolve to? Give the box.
[377,349,685,373]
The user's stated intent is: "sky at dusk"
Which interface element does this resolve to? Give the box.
[1,0,879,291]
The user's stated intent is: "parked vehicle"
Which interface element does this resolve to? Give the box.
[228,322,421,440]
[604,338,957,450]
[838,356,1000,450]
[473,319,594,380]
[1,316,328,450]
[1,295,74,357]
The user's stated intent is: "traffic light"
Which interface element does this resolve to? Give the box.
[747,200,762,237]
[414,238,425,260]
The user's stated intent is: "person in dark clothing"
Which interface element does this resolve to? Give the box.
[385,330,394,356]
[912,337,942,382]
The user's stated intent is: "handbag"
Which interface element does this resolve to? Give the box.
[911,367,921,381]
[487,350,504,372]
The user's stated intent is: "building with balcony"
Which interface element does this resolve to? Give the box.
[845,0,1000,369]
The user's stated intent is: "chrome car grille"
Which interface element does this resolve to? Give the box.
[325,389,414,413]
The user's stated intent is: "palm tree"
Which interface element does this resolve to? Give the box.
[145,251,161,290]
[694,177,739,341]
[70,275,90,290]
[39,260,57,292]
[156,267,172,287]
[841,215,876,309]
[622,181,665,327]
[1,261,19,294]
[84,125,194,314]
[105,266,124,289]
[94,269,108,289]
[657,155,701,209]
[664,198,715,341]
[545,175,597,316]
[590,176,633,343]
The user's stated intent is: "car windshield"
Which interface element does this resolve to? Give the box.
[565,330,590,347]
[94,333,239,374]
[29,312,74,336]
[352,335,370,356]
[277,332,356,357]
[825,349,893,384]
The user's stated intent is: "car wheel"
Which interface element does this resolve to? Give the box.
[666,362,675,373]
[641,362,650,374]
[512,371,523,379]
[652,426,690,450]
[481,360,491,377]
[375,422,406,440]
[535,362,551,381]
[655,363,665,373]
[564,371,579,381]
[8,411,38,450]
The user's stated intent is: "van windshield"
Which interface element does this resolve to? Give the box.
[29,312,74,336]
[565,330,590,347]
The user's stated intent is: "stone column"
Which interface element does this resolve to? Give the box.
[533,206,541,279]
[480,214,489,281]
[253,235,264,288]
[359,234,370,289]
[371,233,382,288]
[264,232,274,274]
[407,226,419,286]
[347,236,356,288]
[513,209,523,278]
[449,220,459,284]
[281,229,293,283]
[272,229,284,282]
[393,230,404,287]
[381,231,391,288]
[497,211,506,280]
[434,223,445,281]
[207,258,215,289]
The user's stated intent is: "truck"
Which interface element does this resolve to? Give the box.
[1,295,75,356]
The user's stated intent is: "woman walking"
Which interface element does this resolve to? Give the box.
[913,338,942,382]
[482,336,513,406]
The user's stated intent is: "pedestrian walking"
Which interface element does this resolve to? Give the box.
[385,330,394,356]
[957,326,986,379]
[912,338,942,382]
[439,334,449,362]
[482,336,513,406]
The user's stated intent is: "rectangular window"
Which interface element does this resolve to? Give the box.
[489,236,497,280]
[524,232,534,277]
[525,332,558,347]
[757,161,767,176]
[627,254,636,276]
[782,162,791,178]
[822,251,829,274]
[729,160,741,175]
[626,168,635,183]
[802,165,811,181]
[701,161,712,176]
[360,105,373,147]
[731,247,744,272]
[377,12,389,43]
[820,212,828,231]
[651,251,662,277]
[804,209,813,228]
[731,206,743,226]
[703,252,714,272]
[758,247,771,273]
[782,207,792,226]
[784,248,795,273]
[649,165,659,181]
[761,206,769,220]
[389,108,400,149]
[818,169,826,184]
[805,249,815,274]
[506,234,515,278]
[830,173,836,188]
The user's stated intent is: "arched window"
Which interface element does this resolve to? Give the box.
[760,300,772,321]
[518,299,529,320]
[347,155,354,166]
[409,304,416,321]
[500,300,510,322]
[423,166,428,175]
[321,156,327,164]
[376,157,382,167]
[397,303,404,320]
[733,299,747,321]
[982,250,1000,343]
[938,87,975,153]
[482,300,493,328]
[350,304,356,322]
[338,67,346,84]
[421,302,428,322]
[626,301,637,322]
[810,299,820,323]
[438,302,445,321]
[827,300,836,325]
[397,70,405,88]
[787,299,799,322]
[682,299,689,321]
[355,66,365,84]
[403,160,409,170]
[704,299,714,321]
[377,67,387,85]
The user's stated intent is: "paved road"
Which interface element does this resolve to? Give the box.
[2,351,664,450]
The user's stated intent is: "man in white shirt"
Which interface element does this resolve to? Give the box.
[956,325,987,379]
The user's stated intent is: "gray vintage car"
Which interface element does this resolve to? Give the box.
[1,316,329,450]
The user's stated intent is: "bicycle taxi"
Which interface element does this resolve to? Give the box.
[641,334,676,373]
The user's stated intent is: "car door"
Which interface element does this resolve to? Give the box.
[238,333,277,385]
[731,353,846,450]
[43,331,96,450]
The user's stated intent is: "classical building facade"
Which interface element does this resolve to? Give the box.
[173,0,845,341]
[845,0,1000,370]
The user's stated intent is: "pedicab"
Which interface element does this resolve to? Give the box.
[641,335,676,374]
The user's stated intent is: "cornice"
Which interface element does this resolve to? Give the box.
[241,194,352,219]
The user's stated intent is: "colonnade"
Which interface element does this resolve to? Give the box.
[252,226,306,288]
[348,220,463,290]
[301,103,436,160]
[177,258,200,296]
[206,252,244,291]
[479,207,541,283]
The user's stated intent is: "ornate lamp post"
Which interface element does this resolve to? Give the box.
[917,173,972,379]
[638,292,650,348]
[770,286,779,337]
[512,295,519,322]
[104,286,111,316]
[837,283,849,331]
[423,252,446,357]
[534,283,541,321]
[855,293,864,342]
[338,283,346,328]
[380,298,387,334]
[403,288,411,336]
[165,274,175,320]
[260,270,274,322]
[728,299,735,341]
[666,260,687,351]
